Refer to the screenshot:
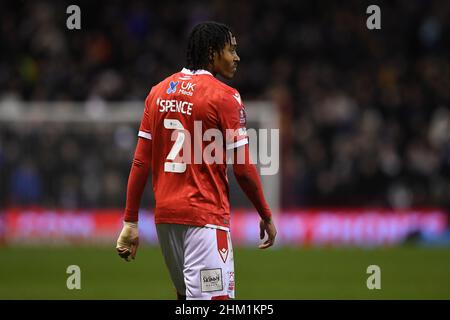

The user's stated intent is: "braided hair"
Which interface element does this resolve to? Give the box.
[186,21,233,71]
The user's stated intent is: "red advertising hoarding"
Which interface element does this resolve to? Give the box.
[0,208,447,246]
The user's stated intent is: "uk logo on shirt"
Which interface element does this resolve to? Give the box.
[167,81,179,94]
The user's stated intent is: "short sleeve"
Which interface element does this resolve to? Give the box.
[219,90,248,150]
[138,92,153,140]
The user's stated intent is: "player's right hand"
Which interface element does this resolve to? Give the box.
[259,217,277,249]
[116,221,139,262]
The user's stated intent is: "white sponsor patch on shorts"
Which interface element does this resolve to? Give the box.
[200,268,223,292]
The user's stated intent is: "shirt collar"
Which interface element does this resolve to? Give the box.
[181,68,213,76]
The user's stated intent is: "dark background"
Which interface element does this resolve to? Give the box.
[0,0,449,211]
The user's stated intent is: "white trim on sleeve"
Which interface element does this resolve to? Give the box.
[138,131,152,140]
[226,138,248,150]
[237,127,247,136]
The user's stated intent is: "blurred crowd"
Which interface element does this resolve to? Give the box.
[0,0,449,210]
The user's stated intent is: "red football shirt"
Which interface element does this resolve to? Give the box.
[138,68,248,229]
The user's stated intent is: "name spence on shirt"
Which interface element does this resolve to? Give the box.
[157,98,193,115]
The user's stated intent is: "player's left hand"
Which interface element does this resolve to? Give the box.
[116,221,139,262]
[259,217,277,249]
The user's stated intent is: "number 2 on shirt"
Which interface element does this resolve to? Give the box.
[164,118,186,173]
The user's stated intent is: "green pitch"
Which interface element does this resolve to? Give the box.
[1,245,449,299]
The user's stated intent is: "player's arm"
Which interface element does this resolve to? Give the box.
[116,136,152,261]
[124,136,152,222]
[220,90,277,249]
[117,93,153,261]
[232,143,277,249]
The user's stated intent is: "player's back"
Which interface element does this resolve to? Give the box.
[140,68,247,229]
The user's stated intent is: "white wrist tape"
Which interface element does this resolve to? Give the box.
[116,221,139,250]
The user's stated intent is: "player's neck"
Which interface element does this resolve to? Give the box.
[206,63,218,77]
